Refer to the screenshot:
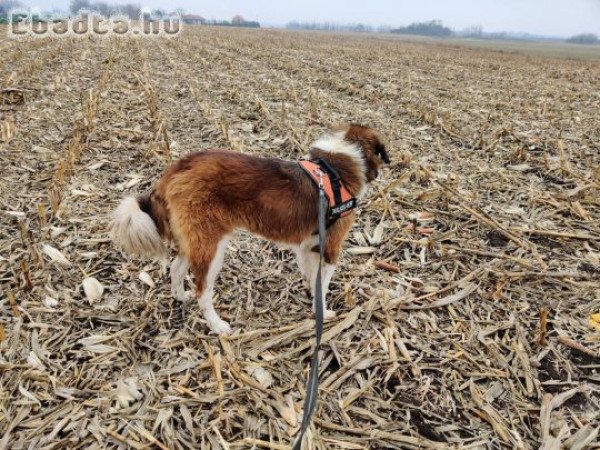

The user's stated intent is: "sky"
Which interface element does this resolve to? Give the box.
[20,0,600,37]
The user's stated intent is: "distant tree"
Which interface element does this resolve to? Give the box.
[231,14,244,25]
[285,20,373,33]
[566,33,599,44]
[206,17,259,28]
[0,0,24,15]
[151,9,166,18]
[94,2,115,16]
[487,31,509,40]
[173,7,185,17]
[69,0,90,14]
[118,3,141,19]
[377,25,392,33]
[391,20,453,38]
[462,25,483,38]
[70,0,144,18]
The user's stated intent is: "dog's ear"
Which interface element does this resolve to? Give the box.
[375,141,390,164]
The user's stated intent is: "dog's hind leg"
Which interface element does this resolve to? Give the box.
[189,235,232,335]
[170,255,190,302]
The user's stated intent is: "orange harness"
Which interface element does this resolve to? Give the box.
[299,159,356,223]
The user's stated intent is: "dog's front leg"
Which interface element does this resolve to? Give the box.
[299,245,337,320]
[314,261,337,320]
[294,240,314,289]
[303,215,354,320]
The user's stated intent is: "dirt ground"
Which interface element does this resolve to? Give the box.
[1,27,599,449]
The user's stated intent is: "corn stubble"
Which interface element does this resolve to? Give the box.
[0,27,599,450]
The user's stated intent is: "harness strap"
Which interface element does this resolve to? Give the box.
[299,160,356,222]
[315,158,342,206]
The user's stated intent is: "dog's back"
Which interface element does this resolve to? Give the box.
[112,150,319,259]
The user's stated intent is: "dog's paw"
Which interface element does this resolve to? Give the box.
[208,317,232,335]
[182,291,195,302]
[324,309,337,320]
[172,290,193,303]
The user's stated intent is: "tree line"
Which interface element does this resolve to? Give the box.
[287,19,599,45]
[0,0,170,20]
[566,33,599,45]
[0,0,260,27]
[287,21,378,33]
[206,15,259,28]
[391,20,452,37]
[69,0,146,19]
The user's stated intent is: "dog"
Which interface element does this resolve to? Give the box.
[112,124,389,334]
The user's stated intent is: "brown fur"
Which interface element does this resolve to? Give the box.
[341,124,389,180]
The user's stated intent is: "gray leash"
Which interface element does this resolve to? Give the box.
[292,185,328,450]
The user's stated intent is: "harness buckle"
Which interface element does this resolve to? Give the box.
[316,169,324,189]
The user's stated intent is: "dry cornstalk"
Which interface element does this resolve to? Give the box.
[557,335,598,357]
[539,308,548,346]
[436,179,534,251]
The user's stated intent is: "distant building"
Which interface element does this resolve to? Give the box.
[182,14,205,25]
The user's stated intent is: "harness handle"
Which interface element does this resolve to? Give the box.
[292,185,327,450]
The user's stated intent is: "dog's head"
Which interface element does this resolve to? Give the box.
[336,124,390,182]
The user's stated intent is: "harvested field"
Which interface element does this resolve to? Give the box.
[1,27,599,449]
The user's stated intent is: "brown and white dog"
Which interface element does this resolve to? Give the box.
[112,124,389,334]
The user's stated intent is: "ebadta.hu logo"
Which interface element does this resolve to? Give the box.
[6,9,182,38]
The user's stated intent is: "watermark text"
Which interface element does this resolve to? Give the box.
[7,10,182,38]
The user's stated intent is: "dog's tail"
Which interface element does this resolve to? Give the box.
[111,194,168,259]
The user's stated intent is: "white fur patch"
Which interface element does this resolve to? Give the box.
[111,197,166,258]
[198,236,232,335]
[294,237,337,319]
[170,255,190,302]
[310,131,368,198]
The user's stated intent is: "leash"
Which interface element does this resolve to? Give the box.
[292,175,328,450]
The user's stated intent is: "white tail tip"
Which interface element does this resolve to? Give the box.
[111,196,166,258]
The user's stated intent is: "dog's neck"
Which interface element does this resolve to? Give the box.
[308,132,367,198]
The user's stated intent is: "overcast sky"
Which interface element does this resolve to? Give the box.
[22,0,600,37]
